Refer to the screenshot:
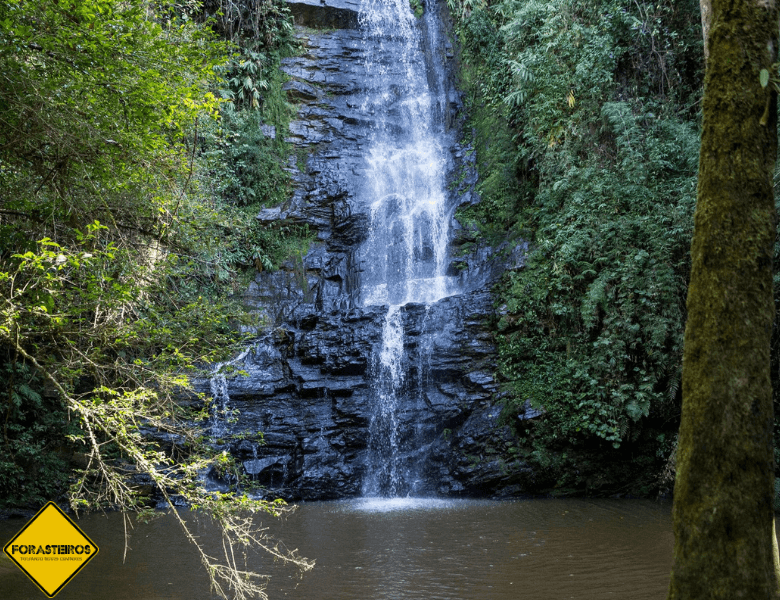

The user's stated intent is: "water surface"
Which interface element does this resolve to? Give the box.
[0,498,674,600]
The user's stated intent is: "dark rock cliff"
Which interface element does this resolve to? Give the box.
[197,0,529,500]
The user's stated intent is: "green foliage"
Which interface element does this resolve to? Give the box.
[458,6,512,105]
[453,0,703,493]
[0,362,72,508]
[0,0,224,222]
[498,122,696,445]
[454,7,525,242]
[217,50,270,111]
[253,223,314,271]
[201,0,296,53]
[198,109,290,207]
[194,13,302,274]
[0,0,310,596]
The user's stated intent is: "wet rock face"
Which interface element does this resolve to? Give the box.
[197,0,528,500]
[288,0,361,30]
[201,293,522,500]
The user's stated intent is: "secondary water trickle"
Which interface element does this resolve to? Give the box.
[209,346,251,442]
[358,0,459,497]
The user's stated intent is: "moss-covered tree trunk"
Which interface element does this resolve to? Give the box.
[667,1,780,598]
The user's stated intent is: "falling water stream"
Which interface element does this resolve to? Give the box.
[358,0,457,497]
[358,0,454,308]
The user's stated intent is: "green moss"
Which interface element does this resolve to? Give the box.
[455,96,527,242]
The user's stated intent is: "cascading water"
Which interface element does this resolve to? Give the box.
[359,0,459,497]
[209,346,252,441]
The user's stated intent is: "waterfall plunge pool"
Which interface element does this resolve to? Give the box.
[0,498,675,599]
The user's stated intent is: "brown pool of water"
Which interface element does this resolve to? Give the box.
[0,498,673,600]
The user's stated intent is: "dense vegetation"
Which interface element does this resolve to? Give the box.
[450,0,705,495]
[0,0,312,596]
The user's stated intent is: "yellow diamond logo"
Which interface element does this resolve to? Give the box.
[3,501,99,598]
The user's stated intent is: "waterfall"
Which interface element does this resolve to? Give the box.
[359,0,458,497]
[209,347,252,442]
[191,0,506,501]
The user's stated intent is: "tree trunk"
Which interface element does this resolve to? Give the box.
[667,0,780,598]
